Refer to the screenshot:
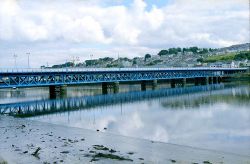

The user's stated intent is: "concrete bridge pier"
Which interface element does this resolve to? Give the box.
[181,78,186,87]
[218,76,222,83]
[194,78,200,86]
[152,79,157,90]
[113,82,119,93]
[102,82,108,94]
[171,79,176,88]
[201,77,209,85]
[141,81,147,91]
[102,82,120,94]
[49,85,67,99]
[213,77,219,84]
[209,77,213,84]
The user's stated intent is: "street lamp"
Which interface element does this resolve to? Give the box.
[13,54,18,68]
[90,54,93,67]
[26,52,30,68]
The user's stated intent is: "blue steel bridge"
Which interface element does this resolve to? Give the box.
[0,84,226,117]
[0,67,246,95]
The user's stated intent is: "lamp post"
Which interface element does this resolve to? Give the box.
[90,54,93,67]
[26,52,30,68]
[13,54,17,68]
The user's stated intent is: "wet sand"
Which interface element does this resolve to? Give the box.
[0,116,249,164]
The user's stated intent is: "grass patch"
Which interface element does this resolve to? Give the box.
[204,53,236,63]
[203,51,250,63]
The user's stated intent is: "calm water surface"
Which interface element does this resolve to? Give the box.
[0,83,249,156]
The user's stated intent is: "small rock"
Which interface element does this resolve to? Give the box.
[170,159,176,163]
[60,151,70,154]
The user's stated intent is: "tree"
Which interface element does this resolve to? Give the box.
[144,54,151,61]
[158,50,168,56]
[189,47,198,54]
[197,58,204,62]
[168,48,178,54]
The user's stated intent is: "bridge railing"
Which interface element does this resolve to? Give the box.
[0,67,247,73]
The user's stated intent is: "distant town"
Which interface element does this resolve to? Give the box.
[41,43,250,69]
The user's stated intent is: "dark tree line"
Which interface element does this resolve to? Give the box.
[157,47,214,56]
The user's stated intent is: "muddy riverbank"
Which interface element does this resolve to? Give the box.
[0,116,250,164]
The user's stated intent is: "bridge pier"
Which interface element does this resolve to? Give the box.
[171,79,176,88]
[152,79,157,90]
[213,77,219,84]
[102,82,108,94]
[209,77,213,84]
[141,81,147,91]
[113,82,119,93]
[194,78,200,86]
[181,78,186,87]
[218,76,222,83]
[49,85,67,99]
[102,82,120,94]
[201,77,209,85]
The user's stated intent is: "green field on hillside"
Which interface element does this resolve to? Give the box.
[203,51,250,63]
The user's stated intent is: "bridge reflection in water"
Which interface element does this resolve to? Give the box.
[0,84,229,117]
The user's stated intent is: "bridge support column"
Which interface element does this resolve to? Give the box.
[218,76,222,83]
[171,79,176,88]
[209,77,213,84]
[201,77,209,85]
[194,78,200,86]
[141,81,147,91]
[49,85,67,99]
[113,82,119,93]
[102,82,108,94]
[152,79,157,90]
[181,78,186,87]
[213,77,219,84]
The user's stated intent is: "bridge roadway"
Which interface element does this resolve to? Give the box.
[0,67,246,95]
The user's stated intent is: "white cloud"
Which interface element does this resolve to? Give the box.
[0,0,249,68]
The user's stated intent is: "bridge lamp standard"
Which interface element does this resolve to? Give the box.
[13,54,18,69]
[90,54,93,67]
[26,52,30,68]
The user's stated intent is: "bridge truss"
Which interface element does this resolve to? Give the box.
[0,68,245,88]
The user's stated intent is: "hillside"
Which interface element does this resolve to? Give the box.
[203,51,250,63]
[216,43,250,53]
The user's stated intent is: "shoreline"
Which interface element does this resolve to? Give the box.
[0,116,250,164]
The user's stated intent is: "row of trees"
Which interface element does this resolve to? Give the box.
[234,51,250,60]
[157,47,214,56]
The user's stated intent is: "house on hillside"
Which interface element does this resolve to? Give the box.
[209,61,241,68]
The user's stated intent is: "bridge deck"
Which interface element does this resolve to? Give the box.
[0,67,247,88]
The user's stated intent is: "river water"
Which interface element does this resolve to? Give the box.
[0,82,249,156]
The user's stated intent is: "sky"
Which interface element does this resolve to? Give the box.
[0,0,249,68]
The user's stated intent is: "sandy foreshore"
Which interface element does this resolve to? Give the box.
[0,116,249,164]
